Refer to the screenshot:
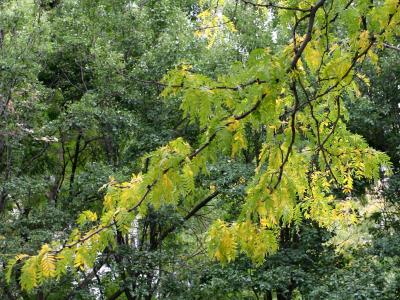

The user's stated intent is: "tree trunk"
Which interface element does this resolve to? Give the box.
[0,29,4,49]
[264,291,273,300]
[69,131,82,194]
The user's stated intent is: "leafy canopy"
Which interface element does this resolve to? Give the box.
[6,0,400,291]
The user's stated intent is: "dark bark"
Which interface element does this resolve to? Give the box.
[0,189,7,214]
[69,131,82,194]
[264,291,273,300]
[159,190,220,241]
[0,142,11,213]
[107,289,124,300]
[0,29,4,49]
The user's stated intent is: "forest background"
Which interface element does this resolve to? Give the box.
[0,0,400,299]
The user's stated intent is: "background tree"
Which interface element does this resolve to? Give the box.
[1,0,400,299]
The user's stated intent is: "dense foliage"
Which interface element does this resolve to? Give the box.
[0,0,399,299]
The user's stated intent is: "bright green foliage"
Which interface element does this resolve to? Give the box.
[2,0,400,296]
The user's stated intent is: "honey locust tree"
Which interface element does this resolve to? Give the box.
[5,0,400,298]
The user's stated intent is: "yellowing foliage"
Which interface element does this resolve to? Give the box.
[9,0,400,292]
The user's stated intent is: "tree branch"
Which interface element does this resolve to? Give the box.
[290,0,326,70]
[383,42,400,52]
[159,190,220,241]
[240,0,311,12]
